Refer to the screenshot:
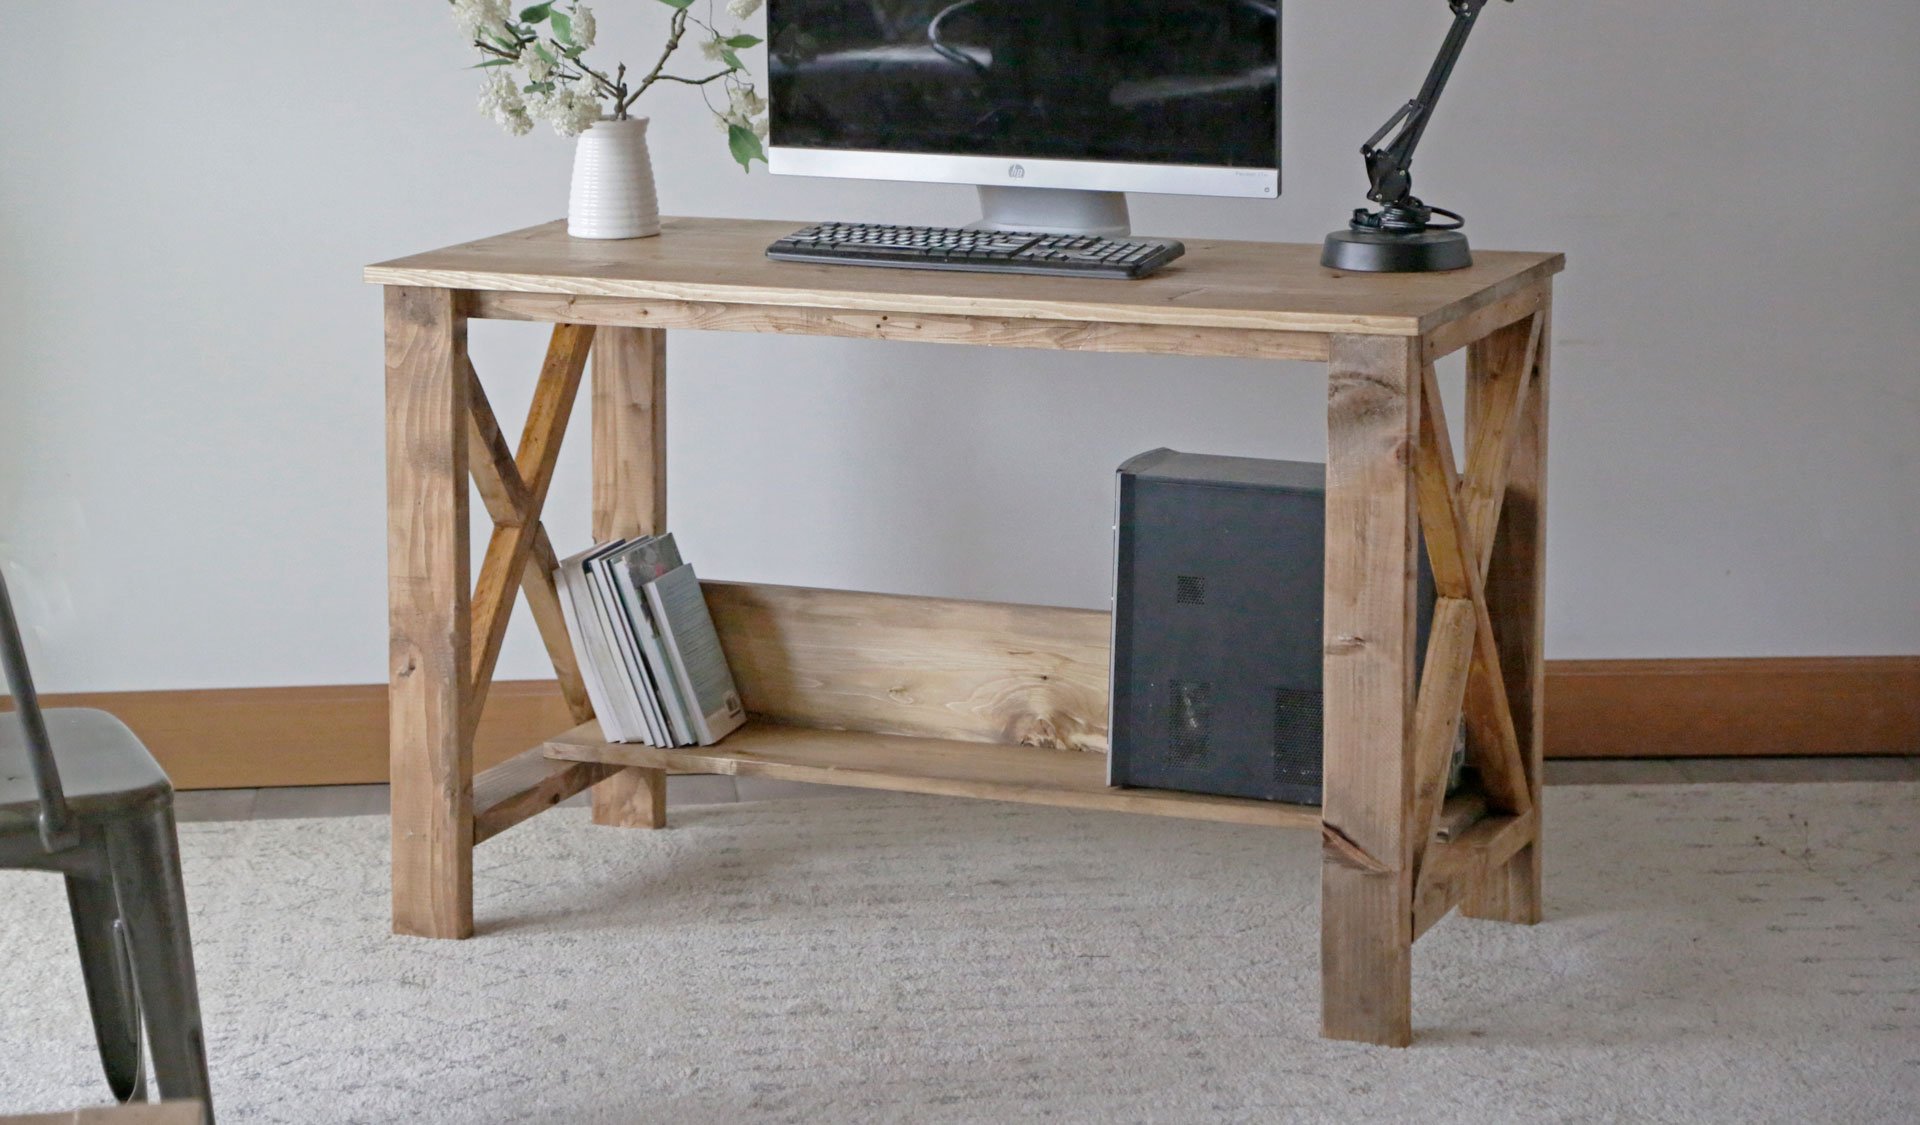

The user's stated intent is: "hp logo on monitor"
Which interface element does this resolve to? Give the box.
[1008,164,1026,179]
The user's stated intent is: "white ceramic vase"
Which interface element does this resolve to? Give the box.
[568,117,660,240]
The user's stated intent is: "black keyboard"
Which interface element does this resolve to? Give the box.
[766,222,1185,280]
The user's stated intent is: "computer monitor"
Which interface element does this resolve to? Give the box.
[766,1,1281,235]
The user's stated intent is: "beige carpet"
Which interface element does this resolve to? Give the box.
[3,782,1917,1123]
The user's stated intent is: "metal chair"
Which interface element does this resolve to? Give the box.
[0,573,213,1121]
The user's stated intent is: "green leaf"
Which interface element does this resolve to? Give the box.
[533,42,557,64]
[656,0,697,9]
[549,10,573,44]
[723,34,762,48]
[720,47,743,70]
[519,3,553,22]
[727,122,767,171]
[470,58,514,69]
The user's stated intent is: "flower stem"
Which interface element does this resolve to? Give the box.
[654,70,732,87]
[624,8,690,114]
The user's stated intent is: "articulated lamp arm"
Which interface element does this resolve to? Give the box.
[1356,0,1508,230]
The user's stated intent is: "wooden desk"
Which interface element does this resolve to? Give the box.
[366,218,1562,1046]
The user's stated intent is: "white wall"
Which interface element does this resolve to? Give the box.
[2,1,1916,693]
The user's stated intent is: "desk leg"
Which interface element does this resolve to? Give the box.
[385,286,474,938]
[589,325,670,829]
[1464,301,1550,924]
[1320,335,1422,1046]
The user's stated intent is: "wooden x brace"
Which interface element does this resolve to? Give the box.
[459,325,616,841]
[1407,312,1546,886]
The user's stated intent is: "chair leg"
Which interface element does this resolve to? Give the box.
[64,867,146,1103]
[107,804,213,1120]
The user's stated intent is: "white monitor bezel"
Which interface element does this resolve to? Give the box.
[768,146,1278,199]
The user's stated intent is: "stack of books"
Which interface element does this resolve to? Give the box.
[554,533,747,746]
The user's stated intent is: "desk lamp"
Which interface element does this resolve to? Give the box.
[1323,0,1510,272]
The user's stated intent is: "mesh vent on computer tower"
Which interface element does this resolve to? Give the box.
[1175,575,1207,605]
[1167,680,1214,766]
[1272,686,1323,785]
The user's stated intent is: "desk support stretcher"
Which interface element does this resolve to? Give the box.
[372,218,1560,1046]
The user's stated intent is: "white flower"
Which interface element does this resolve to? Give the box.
[727,0,763,20]
[701,38,726,62]
[522,46,554,82]
[478,71,533,136]
[451,0,511,41]
[716,105,768,143]
[535,81,603,137]
[571,4,596,49]
[728,85,766,119]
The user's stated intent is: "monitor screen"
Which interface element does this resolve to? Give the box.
[768,1,1280,175]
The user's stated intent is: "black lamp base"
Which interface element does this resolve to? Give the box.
[1322,227,1472,273]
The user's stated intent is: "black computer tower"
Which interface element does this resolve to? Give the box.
[1107,449,1436,805]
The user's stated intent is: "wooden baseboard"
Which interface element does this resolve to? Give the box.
[34,681,577,790]
[1544,656,1920,760]
[29,657,1917,789]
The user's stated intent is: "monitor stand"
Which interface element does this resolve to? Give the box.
[970,186,1132,238]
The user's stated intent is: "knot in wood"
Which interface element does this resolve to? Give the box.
[1325,634,1367,656]
[1321,823,1391,875]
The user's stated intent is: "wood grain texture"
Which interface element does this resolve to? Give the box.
[472,745,612,843]
[26,680,577,789]
[385,285,473,939]
[1547,655,1920,759]
[703,581,1111,752]
[1433,792,1489,842]
[463,357,533,526]
[365,217,1564,339]
[1413,361,1532,815]
[1412,807,1537,938]
[454,333,596,833]
[586,766,667,829]
[1420,281,1546,364]
[1407,597,1477,879]
[467,324,593,739]
[1463,301,1551,925]
[1319,334,1421,1047]
[467,291,1330,362]
[588,324,669,828]
[545,720,1321,831]
[590,326,667,541]
[1460,313,1542,577]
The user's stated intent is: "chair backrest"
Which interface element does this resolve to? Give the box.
[0,572,71,850]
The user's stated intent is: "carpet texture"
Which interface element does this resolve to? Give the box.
[3,783,1917,1123]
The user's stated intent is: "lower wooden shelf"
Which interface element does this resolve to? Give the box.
[544,719,1324,831]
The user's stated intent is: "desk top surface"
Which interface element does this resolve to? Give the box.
[366,217,1562,338]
